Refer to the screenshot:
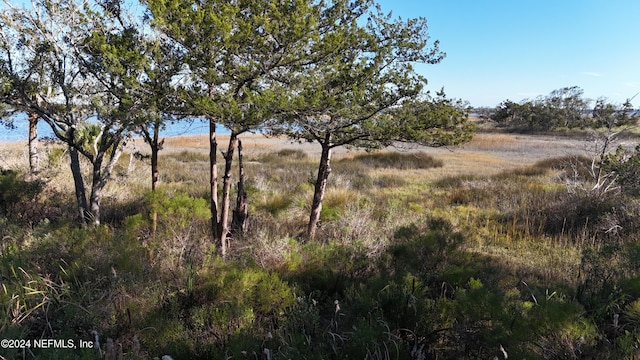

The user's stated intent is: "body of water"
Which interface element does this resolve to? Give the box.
[0,117,229,142]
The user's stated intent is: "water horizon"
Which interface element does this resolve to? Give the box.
[0,117,231,142]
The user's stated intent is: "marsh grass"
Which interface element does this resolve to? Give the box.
[255,190,294,216]
[254,148,308,162]
[3,136,640,359]
[165,150,210,163]
[463,132,518,150]
[347,151,444,169]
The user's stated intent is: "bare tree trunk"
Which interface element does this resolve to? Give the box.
[127,151,135,175]
[68,140,89,224]
[232,139,248,235]
[88,165,103,225]
[88,141,123,225]
[151,129,160,192]
[209,119,219,244]
[219,133,238,257]
[308,140,332,240]
[140,120,164,239]
[27,111,39,176]
[150,126,160,238]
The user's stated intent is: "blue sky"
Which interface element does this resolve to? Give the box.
[5,0,638,109]
[377,0,640,108]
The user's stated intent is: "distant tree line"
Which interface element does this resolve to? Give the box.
[476,86,638,131]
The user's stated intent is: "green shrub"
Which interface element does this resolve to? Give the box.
[320,204,341,221]
[349,151,444,170]
[256,192,293,216]
[192,264,295,347]
[275,148,308,159]
[166,150,209,162]
[604,145,640,196]
[148,190,210,230]
[46,146,65,168]
[390,217,464,277]
[531,155,592,179]
[543,190,633,242]
[256,148,309,163]
[0,169,45,225]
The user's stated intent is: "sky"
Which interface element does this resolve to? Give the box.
[3,0,639,110]
[377,0,640,108]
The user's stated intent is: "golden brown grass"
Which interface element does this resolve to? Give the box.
[133,133,297,155]
[0,141,29,170]
[465,132,518,150]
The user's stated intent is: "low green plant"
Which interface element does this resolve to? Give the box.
[348,151,444,170]
[604,145,640,196]
[254,148,309,164]
[0,169,45,225]
[256,191,293,216]
[46,146,66,168]
[166,150,209,163]
[274,148,308,159]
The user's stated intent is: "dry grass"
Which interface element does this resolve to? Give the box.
[132,133,301,155]
[465,132,518,150]
[0,132,623,270]
[0,140,30,170]
[4,129,640,359]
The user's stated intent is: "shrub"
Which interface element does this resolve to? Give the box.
[255,148,308,163]
[167,150,209,162]
[532,155,593,179]
[256,191,293,217]
[275,148,308,159]
[186,264,296,351]
[349,151,444,170]
[542,184,640,243]
[46,146,66,168]
[604,145,640,196]
[0,169,46,225]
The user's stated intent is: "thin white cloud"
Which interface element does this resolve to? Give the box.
[624,82,640,88]
[581,72,602,77]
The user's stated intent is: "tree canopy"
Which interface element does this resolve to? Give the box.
[0,0,171,224]
[490,86,637,131]
[264,4,472,238]
[1,0,476,237]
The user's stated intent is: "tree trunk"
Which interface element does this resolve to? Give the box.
[88,140,123,226]
[127,151,135,175]
[308,139,332,240]
[88,161,104,225]
[151,136,159,192]
[219,133,238,257]
[140,120,163,238]
[27,111,39,176]
[209,119,219,244]
[68,140,89,224]
[150,124,161,238]
[232,139,249,235]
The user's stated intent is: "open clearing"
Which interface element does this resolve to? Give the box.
[0,131,615,179]
[130,132,621,178]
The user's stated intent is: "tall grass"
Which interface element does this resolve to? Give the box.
[3,139,640,359]
[347,151,444,169]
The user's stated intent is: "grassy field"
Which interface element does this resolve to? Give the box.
[2,131,640,359]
